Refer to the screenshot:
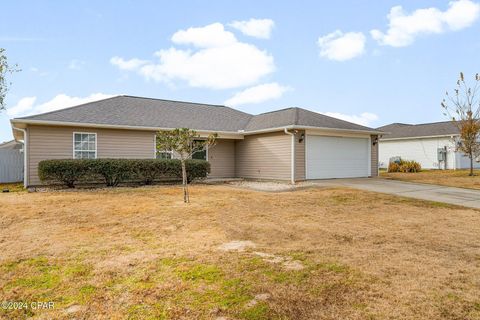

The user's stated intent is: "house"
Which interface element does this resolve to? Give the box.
[0,140,24,183]
[378,121,480,170]
[0,140,23,150]
[10,95,382,187]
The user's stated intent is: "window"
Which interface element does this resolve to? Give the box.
[192,140,207,160]
[156,151,172,159]
[73,132,96,159]
[155,135,173,159]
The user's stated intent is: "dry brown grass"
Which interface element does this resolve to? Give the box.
[381,169,480,190]
[0,183,24,193]
[1,185,480,319]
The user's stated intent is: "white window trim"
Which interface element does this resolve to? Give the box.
[157,150,174,159]
[192,139,209,161]
[73,132,97,159]
[153,133,175,159]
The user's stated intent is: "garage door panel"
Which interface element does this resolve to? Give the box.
[306,136,369,179]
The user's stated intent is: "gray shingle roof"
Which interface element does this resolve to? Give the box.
[0,140,22,150]
[14,95,380,133]
[378,121,459,139]
[244,107,377,132]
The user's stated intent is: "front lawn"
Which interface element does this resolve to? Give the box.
[1,185,480,319]
[381,169,480,190]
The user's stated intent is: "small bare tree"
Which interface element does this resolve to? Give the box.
[0,48,20,111]
[156,128,217,203]
[441,72,480,176]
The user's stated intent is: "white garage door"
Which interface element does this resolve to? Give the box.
[306,135,370,179]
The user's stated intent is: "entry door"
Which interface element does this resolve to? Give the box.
[306,135,370,179]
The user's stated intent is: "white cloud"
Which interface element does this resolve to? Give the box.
[371,0,480,47]
[322,112,379,127]
[111,22,275,90]
[6,97,37,117]
[7,93,114,117]
[224,82,291,107]
[229,18,275,39]
[110,56,148,71]
[171,23,237,47]
[68,59,85,70]
[317,30,366,61]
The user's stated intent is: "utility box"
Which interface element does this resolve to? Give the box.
[437,148,447,162]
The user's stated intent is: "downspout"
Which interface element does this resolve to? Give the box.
[284,128,295,184]
[12,126,28,188]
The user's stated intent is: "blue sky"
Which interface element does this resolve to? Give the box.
[1,0,480,142]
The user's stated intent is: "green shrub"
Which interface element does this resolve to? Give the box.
[130,159,180,185]
[86,159,133,187]
[185,159,211,183]
[38,159,89,188]
[388,159,421,173]
[38,158,210,187]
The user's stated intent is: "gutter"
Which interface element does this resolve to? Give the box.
[245,125,382,136]
[284,128,295,184]
[12,126,28,188]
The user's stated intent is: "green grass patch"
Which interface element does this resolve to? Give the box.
[320,262,350,273]
[78,284,96,302]
[175,263,223,282]
[240,302,269,320]
[64,262,92,277]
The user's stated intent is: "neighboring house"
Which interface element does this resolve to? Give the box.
[0,140,24,183]
[378,121,480,170]
[0,140,23,150]
[10,95,382,187]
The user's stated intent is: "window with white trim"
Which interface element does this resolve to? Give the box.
[156,150,173,159]
[155,135,173,159]
[192,140,207,160]
[73,133,97,159]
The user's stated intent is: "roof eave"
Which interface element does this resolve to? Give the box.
[11,119,383,137]
[243,125,383,135]
[380,133,460,141]
[10,119,244,137]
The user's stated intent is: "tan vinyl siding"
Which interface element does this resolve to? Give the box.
[371,135,379,177]
[294,130,305,181]
[27,125,155,186]
[208,139,235,178]
[235,131,291,180]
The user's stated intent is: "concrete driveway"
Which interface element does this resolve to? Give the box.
[312,178,480,209]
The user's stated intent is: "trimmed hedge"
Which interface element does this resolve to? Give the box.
[38,159,89,188]
[38,158,210,188]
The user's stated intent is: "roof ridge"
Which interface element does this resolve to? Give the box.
[297,107,376,130]
[14,95,120,120]
[411,120,457,126]
[255,107,295,115]
[121,95,254,118]
[121,95,229,108]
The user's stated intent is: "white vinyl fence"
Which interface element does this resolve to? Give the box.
[0,149,24,183]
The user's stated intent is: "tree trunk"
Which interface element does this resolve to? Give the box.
[181,160,189,203]
[470,152,474,176]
